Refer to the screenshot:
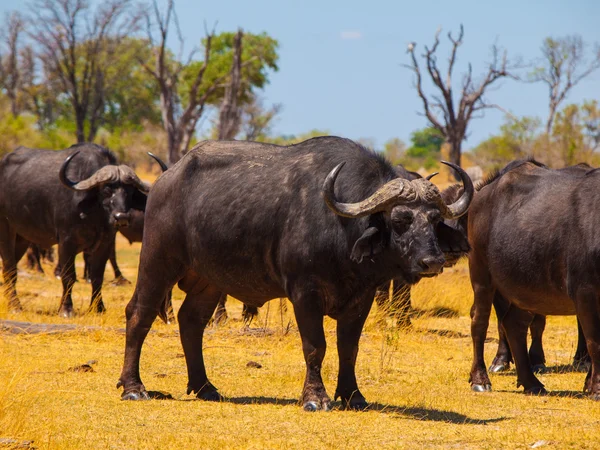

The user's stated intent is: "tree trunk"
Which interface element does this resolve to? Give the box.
[448,138,462,181]
[75,111,86,143]
[217,30,243,140]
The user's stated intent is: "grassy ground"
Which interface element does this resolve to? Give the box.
[1,236,600,449]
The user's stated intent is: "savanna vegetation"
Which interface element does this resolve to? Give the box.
[2,234,600,449]
[1,0,600,448]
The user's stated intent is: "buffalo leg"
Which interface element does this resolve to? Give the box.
[469,276,494,392]
[158,289,175,324]
[178,277,224,401]
[335,294,373,410]
[0,219,19,311]
[528,314,546,372]
[26,245,44,274]
[118,276,178,400]
[108,238,130,286]
[57,240,78,317]
[87,239,113,313]
[83,252,91,283]
[213,296,228,324]
[290,289,330,411]
[374,280,411,328]
[574,288,600,399]
[503,305,545,394]
[573,319,591,368]
[390,281,412,328]
[490,292,512,373]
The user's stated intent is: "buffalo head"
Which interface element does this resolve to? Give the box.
[59,151,150,228]
[323,161,473,283]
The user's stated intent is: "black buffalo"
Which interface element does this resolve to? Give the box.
[374,168,471,327]
[117,136,473,410]
[0,143,148,317]
[473,162,590,375]
[467,159,600,397]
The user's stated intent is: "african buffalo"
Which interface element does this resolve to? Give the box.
[482,163,590,374]
[0,143,148,317]
[467,159,600,397]
[117,136,473,410]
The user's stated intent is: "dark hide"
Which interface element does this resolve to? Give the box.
[467,160,600,397]
[0,143,147,316]
[374,166,470,327]
[478,163,590,374]
[117,136,473,410]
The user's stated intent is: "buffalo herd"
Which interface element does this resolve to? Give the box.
[0,138,598,410]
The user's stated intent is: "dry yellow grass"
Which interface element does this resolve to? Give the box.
[2,236,600,449]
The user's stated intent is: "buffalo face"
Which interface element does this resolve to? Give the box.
[59,151,149,228]
[389,203,446,280]
[323,161,474,284]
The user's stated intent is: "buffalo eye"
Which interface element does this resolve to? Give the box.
[428,211,441,223]
[392,210,413,226]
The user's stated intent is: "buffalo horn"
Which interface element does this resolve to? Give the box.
[437,161,474,219]
[59,151,81,190]
[148,152,168,172]
[323,162,417,218]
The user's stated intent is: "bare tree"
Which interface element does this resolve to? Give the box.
[216,29,243,140]
[0,11,25,117]
[405,25,515,169]
[530,35,600,134]
[242,95,282,141]
[30,0,136,143]
[140,0,234,164]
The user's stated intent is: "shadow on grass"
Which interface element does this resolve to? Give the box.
[366,403,507,424]
[422,329,470,339]
[146,393,507,423]
[540,364,590,374]
[492,363,589,377]
[412,306,460,319]
[495,389,586,399]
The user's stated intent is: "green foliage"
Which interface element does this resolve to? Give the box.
[180,31,279,107]
[399,127,444,170]
[472,115,541,169]
[102,38,162,129]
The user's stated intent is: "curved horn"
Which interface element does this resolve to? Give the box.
[59,151,80,190]
[117,165,150,193]
[148,152,168,172]
[439,161,474,219]
[425,172,439,181]
[71,166,120,191]
[323,163,416,218]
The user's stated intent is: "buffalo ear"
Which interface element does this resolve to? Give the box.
[131,189,148,211]
[351,226,383,263]
[436,222,469,266]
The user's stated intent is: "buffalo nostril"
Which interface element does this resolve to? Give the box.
[420,257,445,273]
[113,213,130,227]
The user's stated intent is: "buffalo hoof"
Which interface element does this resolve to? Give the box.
[58,307,74,318]
[471,383,492,392]
[342,397,369,411]
[531,364,546,374]
[303,400,332,412]
[122,390,150,401]
[9,302,23,314]
[489,361,510,373]
[198,390,223,402]
[111,276,131,287]
[573,360,591,372]
[588,392,600,401]
[192,384,223,402]
[524,386,547,396]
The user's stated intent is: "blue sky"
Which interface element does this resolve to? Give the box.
[2,0,599,150]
